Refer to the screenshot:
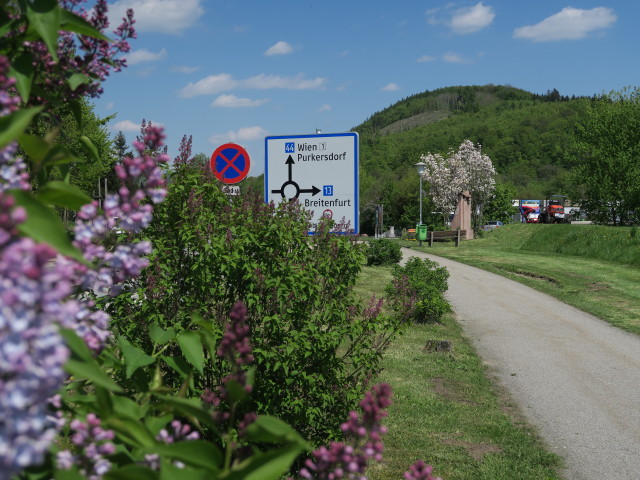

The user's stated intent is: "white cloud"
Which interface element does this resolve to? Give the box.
[450,2,495,34]
[417,54,437,63]
[109,0,204,35]
[171,65,200,74]
[209,126,269,144]
[179,73,238,97]
[127,48,167,65]
[513,7,617,42]
[112,120,141,132]
[265,41,294,56]
[211,94,270,108]
[318,104,331,112]
[382,83,400,91]
[443,52,471,64]
[180,73,326,97]
[243,73,325,90]
[105,102,114,110]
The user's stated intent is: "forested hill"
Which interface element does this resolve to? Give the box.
[351,84,593,233]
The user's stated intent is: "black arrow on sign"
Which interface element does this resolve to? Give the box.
[300,186,321,196]
[271,155,321,200]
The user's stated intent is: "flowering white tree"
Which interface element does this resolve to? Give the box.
[420,140,496,227]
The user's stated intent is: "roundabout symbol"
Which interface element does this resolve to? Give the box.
[271,155,320,201]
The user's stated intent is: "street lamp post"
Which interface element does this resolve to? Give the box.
[415,161,426,246]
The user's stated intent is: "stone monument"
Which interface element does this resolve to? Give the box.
[450,190,474,239]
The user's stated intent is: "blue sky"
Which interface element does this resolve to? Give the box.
[94,0,639,177]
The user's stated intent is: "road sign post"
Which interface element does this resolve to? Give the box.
[265,133,359,234]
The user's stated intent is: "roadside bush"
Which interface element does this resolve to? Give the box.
[366,239,403,266]
[105,161,403,445]
[386,257,451,323]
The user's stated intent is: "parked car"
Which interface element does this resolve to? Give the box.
[481,220,504,231]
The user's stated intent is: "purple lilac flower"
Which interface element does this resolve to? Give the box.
[0,89,167,480]
[21,0,135,104]
[0,56,29,193]
[56,413,116,480]
[403,460,441,480]
[142,420,200,471]
[0,210,71,479]
[299,384,393,480]
[202,302,254,426]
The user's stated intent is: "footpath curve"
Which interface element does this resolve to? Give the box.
[401,248,640,480]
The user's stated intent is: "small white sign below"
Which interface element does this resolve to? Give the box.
[221,185,240,196]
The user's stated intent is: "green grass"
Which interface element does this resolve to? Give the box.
[355,264,563,480]
[356,224,640,478]
[399,223,640,335]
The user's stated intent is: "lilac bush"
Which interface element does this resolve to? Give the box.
[0,1,443,478]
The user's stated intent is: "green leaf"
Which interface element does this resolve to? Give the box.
[8,52,34,102]
[118,337,156,379]
[245,416,309,448]
[68,100,83,128]
[54,467,85,480]
[106,416,156,448]
[18,133,81,169]
[111,395,145,420]
[65,359,123,392]
[60,9,111,41]
[177,331,204,375]
[10,190,86,263]
[222,378,249,404]
[68,73,90,92]
[0,107,43,149]
[223,446,302,480]
[160,355,191,379]
[149,324,176,345]
[37,180,91,210]
[144,414,173,436]
[154,395,216,429]
[104,465,158,480]
[59,328,94,361]
[26,0,61,62]
[79,134,100,160]
[159,461,208,480]
[145,441,222,471]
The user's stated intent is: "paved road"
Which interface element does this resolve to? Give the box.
[401,248,640,480]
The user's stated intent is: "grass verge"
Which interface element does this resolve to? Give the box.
[398,224,640,335]
[356,265,563,480]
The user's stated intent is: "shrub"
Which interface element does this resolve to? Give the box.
[105,162,403,445]
[386,257,451,323]
[366,239,403,266]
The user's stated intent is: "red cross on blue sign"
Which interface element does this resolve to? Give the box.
[210,143,251,184]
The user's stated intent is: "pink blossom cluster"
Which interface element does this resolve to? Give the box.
[56,413,116,480]
[403,460,442,480]
[144,420,201,470]
[420,140,495,214]
[0,90,167,480]
[51,127,168,350]
[21,0,135,104]
[299,383,392,480]
[0,56,29,192]
[0,197,72,478]
[202,301,255,427]
[156,420,201,444]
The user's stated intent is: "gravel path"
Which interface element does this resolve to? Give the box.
[401,248,640,480]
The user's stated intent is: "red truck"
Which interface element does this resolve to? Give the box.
[539,196,567,224]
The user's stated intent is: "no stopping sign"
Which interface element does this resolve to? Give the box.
[210,143,251,184]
